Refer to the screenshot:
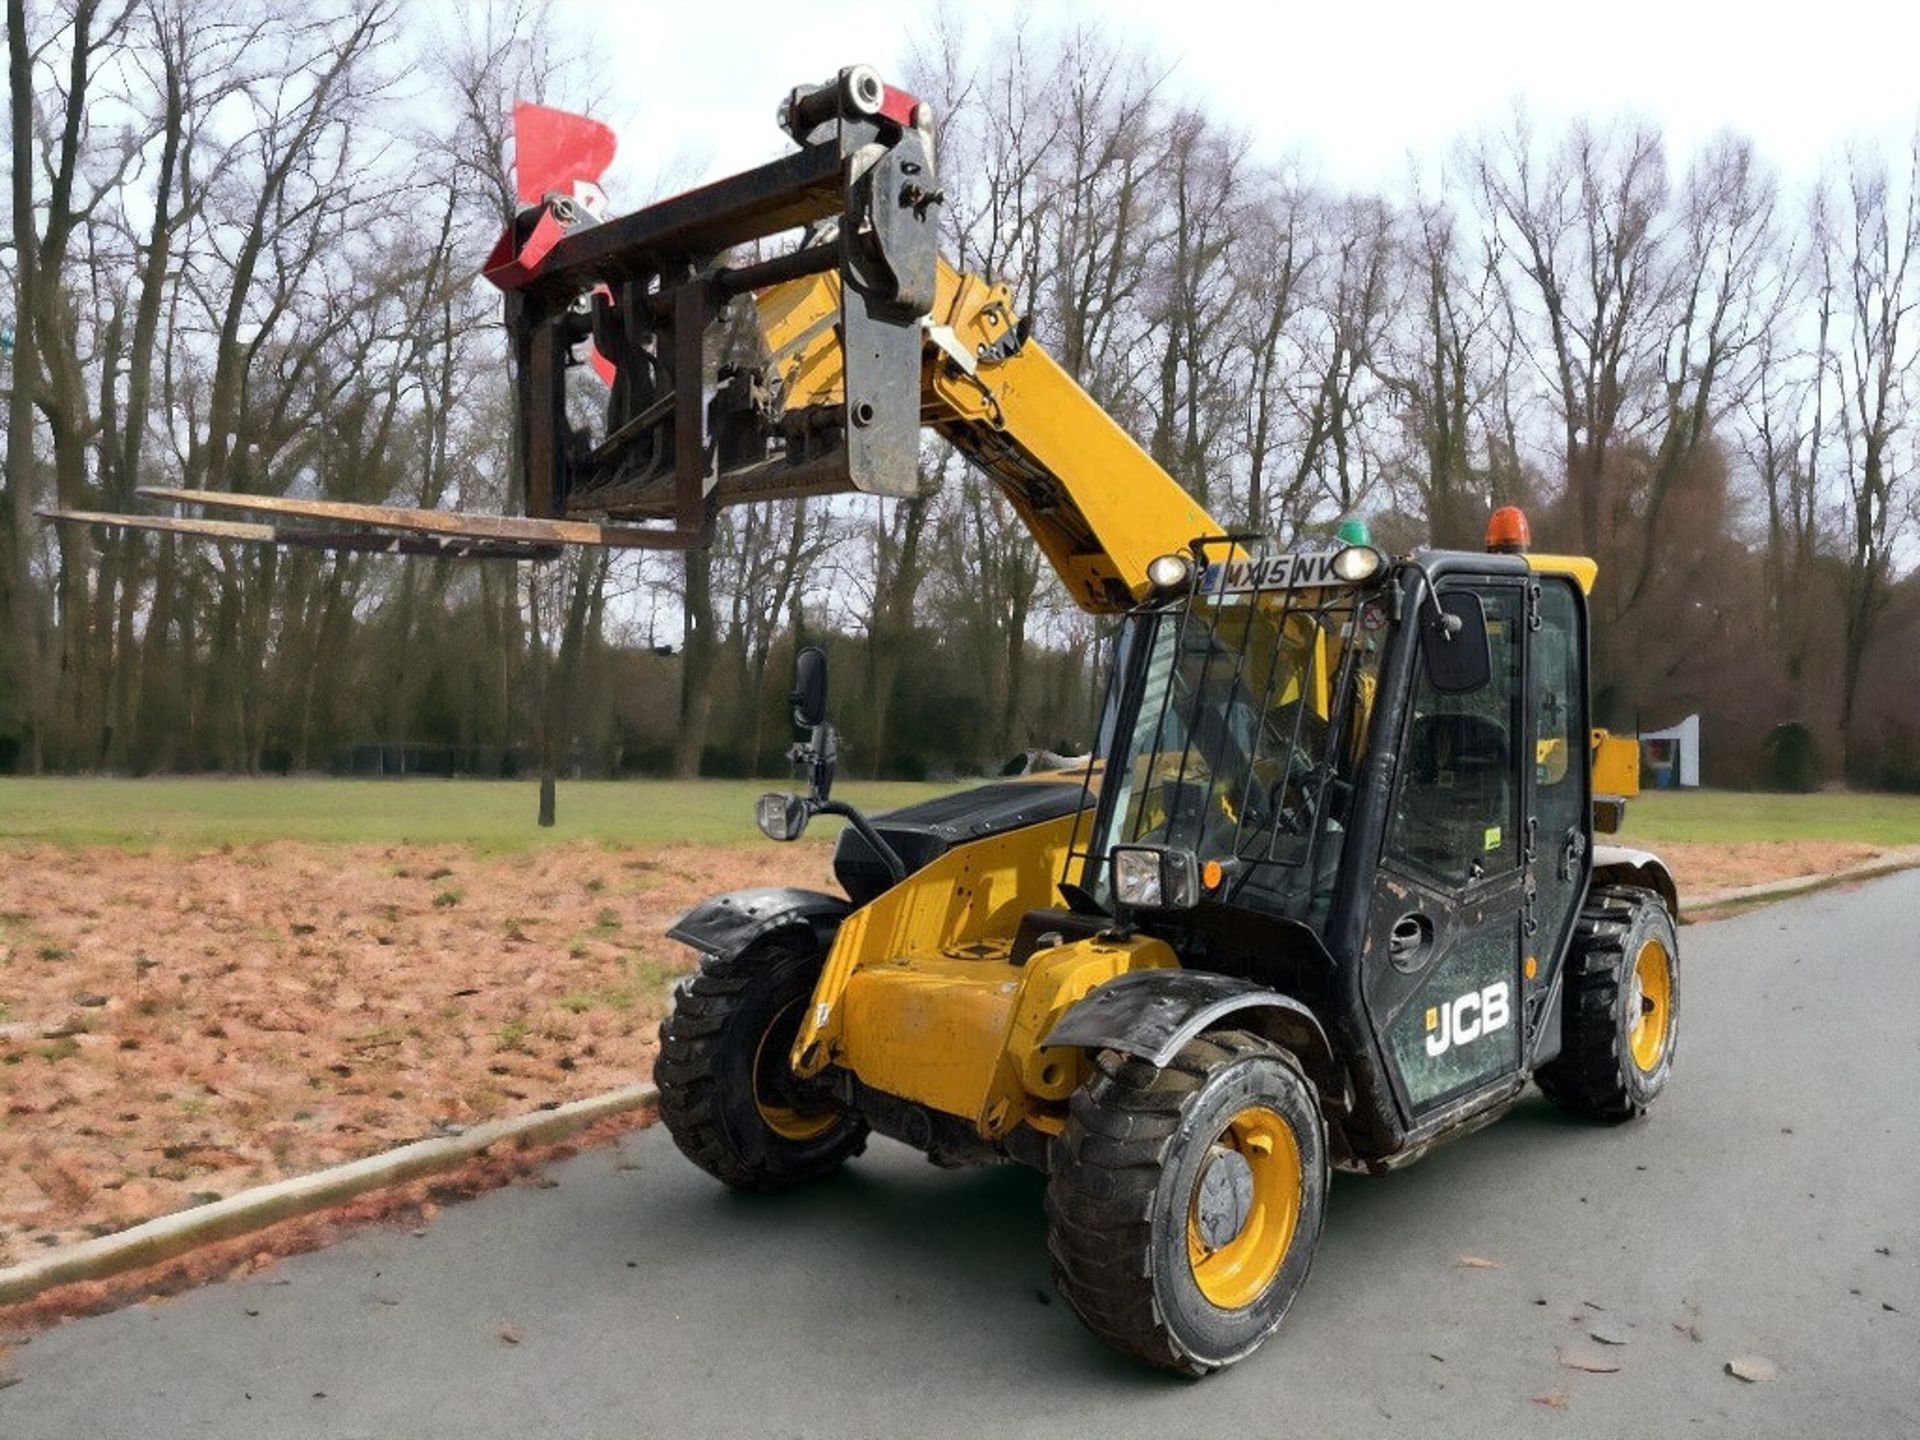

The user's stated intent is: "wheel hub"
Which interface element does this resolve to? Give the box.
[1185,1104,1304,1310]
[1193,1144,1256,1251]
[1628,938,1672,1072]
[752,999,838,1142]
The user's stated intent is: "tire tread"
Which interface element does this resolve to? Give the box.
[655,944,865,1192]
[1045,1030,1320,1375]
[1535,884,1676,1122]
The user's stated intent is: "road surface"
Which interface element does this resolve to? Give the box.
[5,872,1917,1438]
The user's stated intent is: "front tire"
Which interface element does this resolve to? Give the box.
[1045,1031,1328,1375]
[1535,884,1679,1121]
[655,942,867,1191]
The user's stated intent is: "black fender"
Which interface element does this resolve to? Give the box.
[666,887,850,963]
[1044,970,1347,1111]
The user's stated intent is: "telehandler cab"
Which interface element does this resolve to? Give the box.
[53,63,1680,1375]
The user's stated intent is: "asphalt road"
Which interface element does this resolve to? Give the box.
[5,873,1918,1439]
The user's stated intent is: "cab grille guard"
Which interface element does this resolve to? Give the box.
[1064,535,1375,903]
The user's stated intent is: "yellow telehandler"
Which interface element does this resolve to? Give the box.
[631,68,1677,1374]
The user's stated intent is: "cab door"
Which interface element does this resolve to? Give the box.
[1519,575,1593,1064]
[1359,578,1529,1122]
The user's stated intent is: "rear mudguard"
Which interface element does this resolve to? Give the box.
[667,887,850,962]
[1591,844,1680,915]
[1045,970,1347,1111]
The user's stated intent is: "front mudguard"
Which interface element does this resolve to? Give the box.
[667,887,850,963]
[1045,970,1348,1112]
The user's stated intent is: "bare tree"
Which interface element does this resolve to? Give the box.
[1286,194,1395,531]
[1376,183,1506,547]
[1146,106,1248,508]
[1818,137,1920,777]
[1625,136,1783,608]
[1476,113,1673,562]
[3,0,47,767]
[1230,170,1317,532]
[7,0,145,767]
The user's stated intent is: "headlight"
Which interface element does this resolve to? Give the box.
[1146,553,1192,593]
[1332,544,1384,583]
[755,792,809,842]
[1113,846,1164,907]
[1110,844,1201,910]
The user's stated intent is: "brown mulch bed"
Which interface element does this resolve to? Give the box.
[1649,840,1887,897]
[0,840,832,1269]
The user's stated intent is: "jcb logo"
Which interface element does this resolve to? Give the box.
[1425,982,1511,1057]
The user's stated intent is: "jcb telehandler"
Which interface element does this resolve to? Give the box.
[636,70,1679,1375]
[70,65,1679,1375]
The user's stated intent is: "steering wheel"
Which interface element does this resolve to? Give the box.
[1266,771,1314,838]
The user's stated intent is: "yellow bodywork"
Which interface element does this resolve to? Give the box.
[1592,729,1641,798]
[1526,553,1599,594]
[756,260,1221,612]
[791,807,1177,1139]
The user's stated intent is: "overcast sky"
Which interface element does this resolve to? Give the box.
[578,0,1920,196]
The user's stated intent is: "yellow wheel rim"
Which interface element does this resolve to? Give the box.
[1628,939,1673,1072]
[1186,1105,1303,1310]
[752,1000,838,1142]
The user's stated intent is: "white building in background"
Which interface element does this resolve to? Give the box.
[1641,714,1701,789]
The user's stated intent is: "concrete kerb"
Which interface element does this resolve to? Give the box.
[0,1082,658,1309]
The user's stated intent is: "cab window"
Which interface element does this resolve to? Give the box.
[1385,586,1523,887]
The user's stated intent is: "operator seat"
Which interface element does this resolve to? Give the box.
[1395,711,1511,879]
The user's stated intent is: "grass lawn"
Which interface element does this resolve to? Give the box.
[0,775,964,851]
[1616,789,1920,848]
[2,775,1917,852]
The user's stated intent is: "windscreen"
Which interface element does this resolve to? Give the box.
[1086,578,1387,923]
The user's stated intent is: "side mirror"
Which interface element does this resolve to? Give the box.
[1421,591,1493,694]
[792,645,829,729]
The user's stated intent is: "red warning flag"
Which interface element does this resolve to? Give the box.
[512,102,617,207]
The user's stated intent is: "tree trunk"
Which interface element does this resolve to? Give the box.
[674,547,715,778]
[4,0,42,770]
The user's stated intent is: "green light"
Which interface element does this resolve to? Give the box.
[1335,516,1371,547]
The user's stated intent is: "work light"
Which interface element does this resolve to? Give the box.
[1111,844,1201,910]
[1331,544,1384,584]
[755,792,810,842]
[1146,553,1192,593]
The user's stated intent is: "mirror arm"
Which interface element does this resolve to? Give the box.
[808,721,836,801]
[811,798,907,885]
[781,647,903,883]
[1399,558,1462,638]
[787,722,838,802]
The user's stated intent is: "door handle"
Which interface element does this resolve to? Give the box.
[1559,827,1587,882]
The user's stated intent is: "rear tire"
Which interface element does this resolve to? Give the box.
[655,942,867,1191]
[1045,1031,1327,1376]
[1535,885,1678,1121]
